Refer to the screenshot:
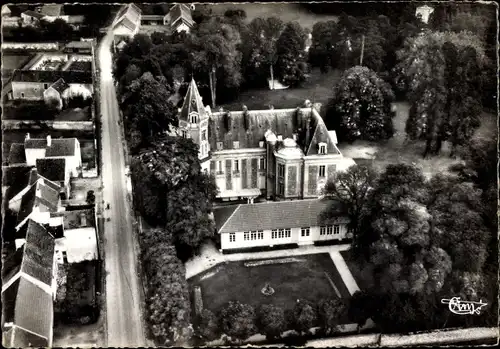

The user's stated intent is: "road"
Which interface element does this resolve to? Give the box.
[98,33,146,347]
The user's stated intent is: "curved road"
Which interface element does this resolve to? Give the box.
[98,33,146,347]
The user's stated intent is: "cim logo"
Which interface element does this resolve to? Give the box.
[441,297,488,315]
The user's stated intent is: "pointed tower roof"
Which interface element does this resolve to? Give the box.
[179,79,208,122]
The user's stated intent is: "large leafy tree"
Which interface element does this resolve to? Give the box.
[290,299,317,335]
[187,16,242,107]
[317,298,347,335]
[131,135,218,260]
[196,309,220,342]
[397,30,486,156]
[121,72,178,153]
[275,21,308,87]
[325,66,395,142]
[219,301,257,343]
[256,304,286,340]
[321,164,378,248]
[308,20,339,73]
[243,17,285,88]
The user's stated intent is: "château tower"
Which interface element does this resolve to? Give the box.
[178,79,210,162]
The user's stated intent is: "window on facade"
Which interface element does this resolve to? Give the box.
[272,230,278,239]
[260,158,266,170]
[44,83,48,89]
[21,93,25,98]
[285,228,291,238]
[278,182,284,196]
[320,226,326,235]
[244,232,250,241]
[250,231,257,240]
[217,142,223,150]
[190,113,199,124]
[258,230,264,239]
[319,144,327,154]
[229,233,235,242]
[234,160,239,172]
[333,224,340,234]
[233,141,239,149]
[217,161,223,173]
[278,164,285,177]
[181,130,188,138]
[202,129,207,141]
[319,165,326,177]
[301,227,310,237]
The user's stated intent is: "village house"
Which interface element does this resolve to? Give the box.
[177,79,355,202]
[21,134,82,178]
[9,69,93,102]
[1,219,57,347]
[21,4,66,26]
[36,158,71,199]
[113,3,142,48]
[43,78,69,110]
[140,3,195,33]
[213,199,350,252]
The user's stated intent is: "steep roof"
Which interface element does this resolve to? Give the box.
[25,138,47,149]
[12,70,92,84]
[8,143,26,165]
[16,179,61,225]
[2,165,33,202]
[216,199,348,234]
[65,41,93,50]
[19,219,55,286]
[22,10,44,19]
[168,3,194,28]
[306,120,340,156]
[179,79,209,122]
[45,138,78,157]
[115,3,141,32]
[1,248,24,282]
[1,277,53,347]
[48,78,69,94]
[36,158,66,183]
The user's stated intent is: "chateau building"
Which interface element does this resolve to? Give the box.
[177,80,355,202]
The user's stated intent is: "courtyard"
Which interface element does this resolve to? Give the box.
[190,253,351,315]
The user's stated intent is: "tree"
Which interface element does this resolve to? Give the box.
[317,298,346,335]
[325,66,395,142]
[256,304,286,340]
[396,30,486,156]
[196,309,220,342]
[188,17,242,107]
[321,164,378,248]
[85,190,95,205]
[276,21,308,87]
[219,301,257,343]
[39,18,74,41]
[291,299,317,335]
[121,72,177,153]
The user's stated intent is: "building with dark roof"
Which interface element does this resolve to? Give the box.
[113,3,142,38]
[213,199,350,251]
[36,158,70,198]
[7,143,26,165]
[176,80,356,201]
[2,219,56,348]
[165,3,194,33]
[24,134,82,178]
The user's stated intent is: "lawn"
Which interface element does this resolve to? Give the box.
[189,253,350,315]
[339,250,375,291]
[55,106,92,121]
[68,61,92,73]
[222,68,341,111]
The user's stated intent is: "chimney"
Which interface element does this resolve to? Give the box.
[292,133,298,141]
[243,105,250,130]
[80,212,87,226]
[269,104,274,110]
[26,133,30,140]
[224,112,232,132]
[47,135,52,147]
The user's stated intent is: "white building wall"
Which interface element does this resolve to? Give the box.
[25,148,47,166]
[220,224,348,251]
[55,228,98,264]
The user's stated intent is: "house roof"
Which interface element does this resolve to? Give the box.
[8,143,26,165]
[179,79,208,122]
[22,10,44,19]
[1,248,24,282]
[305,119,339,156]
[141,14,165,21]
[45,138,78,157]
[115,3,141,32]
[168,3,194,28]
[19,219,55,286]
[25,138,48,149]
[48,78,69,94]
[213,205,239,232]
[39,4,63,17]
[12,70,92,84]
[16,179,60,225]
[36,158,66,183]
[215,199,348,234]
[64,41,93,49]
[2,165,33,202]
[1,277,53,347]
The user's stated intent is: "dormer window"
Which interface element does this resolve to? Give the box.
[259,141,264,148]
[319,142,327,154]
[181,130,188,138]
[189,112,199,124]
[233,141,239,149]
[217,142,223,150]
[277,135,283,141]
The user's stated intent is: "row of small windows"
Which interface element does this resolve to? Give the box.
[216,158,266,173]
[320,225,340,235]
[217,141,266,150]
[229,226,340,242]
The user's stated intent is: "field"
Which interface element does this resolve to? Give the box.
[189,253,350,316]
[222,68,341,111]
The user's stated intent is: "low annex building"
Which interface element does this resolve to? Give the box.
[176,79,356,202]
[213,199,350,252]
[140,4,195,33]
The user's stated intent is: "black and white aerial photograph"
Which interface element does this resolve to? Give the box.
[1,1,498,348]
